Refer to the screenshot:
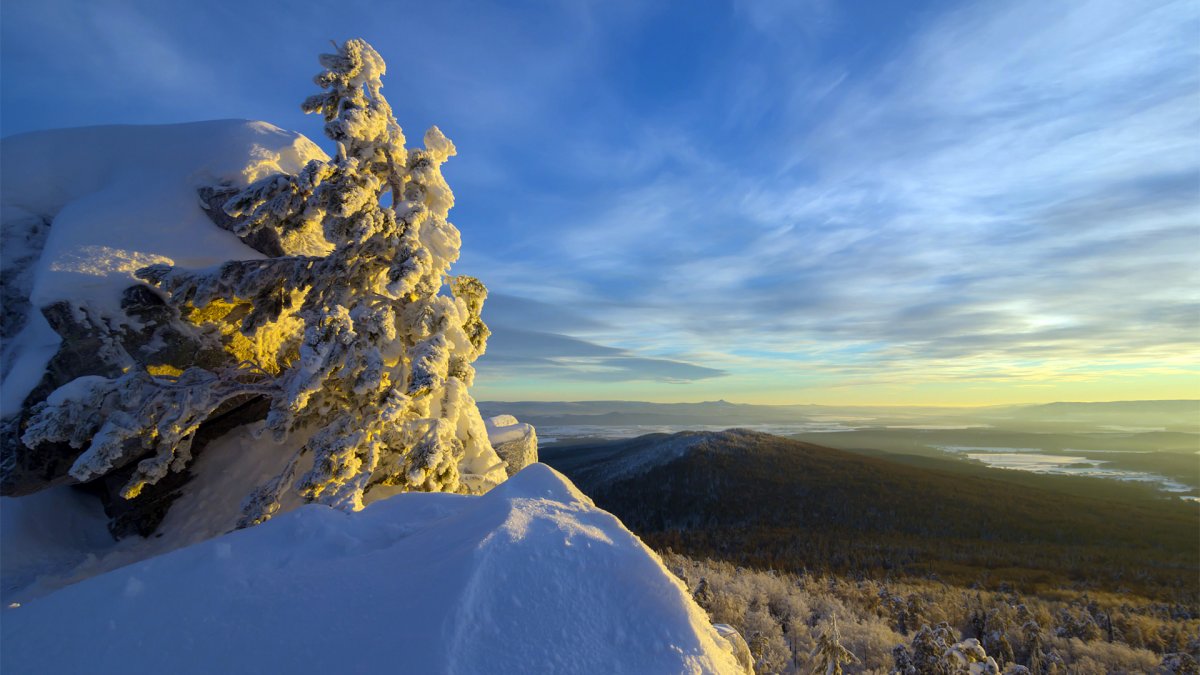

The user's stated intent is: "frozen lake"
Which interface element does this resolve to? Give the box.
[933,445,1194,494]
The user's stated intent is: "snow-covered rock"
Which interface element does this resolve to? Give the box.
[486,414,538,477]
[0,120,328,371]
[4,42,515,524]
[714,623,754,673]
[0,120,329,504]
[1,464,744,674]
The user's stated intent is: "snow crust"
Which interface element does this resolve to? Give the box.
[0,487,115,599]
[1,464,741,674]
[0,121,328,414]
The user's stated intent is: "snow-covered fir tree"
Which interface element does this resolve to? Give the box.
[1161,652,1200,675]
[810,619,857,675]
[910,623,955,675]
[898,623,1005,675]
[21,39,506,523]
[1022,621,1045,674]
[892,643,917,675]
[982,608,1015,669]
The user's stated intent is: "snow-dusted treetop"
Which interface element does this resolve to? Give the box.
[21,39,508,522]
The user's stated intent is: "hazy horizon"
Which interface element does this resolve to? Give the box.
[478,396,1200,408]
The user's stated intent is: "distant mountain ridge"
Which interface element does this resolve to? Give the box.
[480,399,1200,431]
[477,400,818,429]
[1004,400,1200,426]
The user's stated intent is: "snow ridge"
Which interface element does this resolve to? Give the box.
[1,464,742,674]
[576,429,775,485]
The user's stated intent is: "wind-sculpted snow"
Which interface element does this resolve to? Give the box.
[1,465,744,674]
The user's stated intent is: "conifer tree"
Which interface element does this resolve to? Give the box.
[891,644,917,675]
[1022,621,1044,674]
[911,624,952,675]
[22,39,507,523]
[693,577,714,606]
[810,619,857,675]
[994,634,1015,668]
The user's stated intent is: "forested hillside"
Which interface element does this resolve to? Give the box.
[542,430,1199,600]
[544,429,1199,672]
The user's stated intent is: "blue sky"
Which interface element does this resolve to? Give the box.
[3,0,1198,404]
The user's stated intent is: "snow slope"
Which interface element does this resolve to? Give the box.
[1,464,743,674]
[1,414,533,604]
[0,120,328,415]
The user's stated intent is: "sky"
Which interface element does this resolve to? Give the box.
[2,0,1198,405]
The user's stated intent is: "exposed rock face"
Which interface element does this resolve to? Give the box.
[484,414,539,477]
[4,300,203,494]
[1,259,293,540]
[0,121,334,539]
[74,396,273,538]
[198,186,288,257]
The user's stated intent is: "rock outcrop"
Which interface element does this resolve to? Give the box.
[0,121,329,534]
[485,414,538,477]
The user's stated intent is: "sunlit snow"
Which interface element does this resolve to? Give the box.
[1,464,743,674]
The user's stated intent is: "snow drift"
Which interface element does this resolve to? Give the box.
[1,464,744,674]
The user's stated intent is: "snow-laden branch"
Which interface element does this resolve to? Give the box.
[23,368,276,499]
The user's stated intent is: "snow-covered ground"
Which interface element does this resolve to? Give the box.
[1,464,743,674]
[0,420,312,603]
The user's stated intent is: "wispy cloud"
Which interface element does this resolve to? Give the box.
[478,326,726,384]
[486,0,1200,394]
[3,0,1195,401]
